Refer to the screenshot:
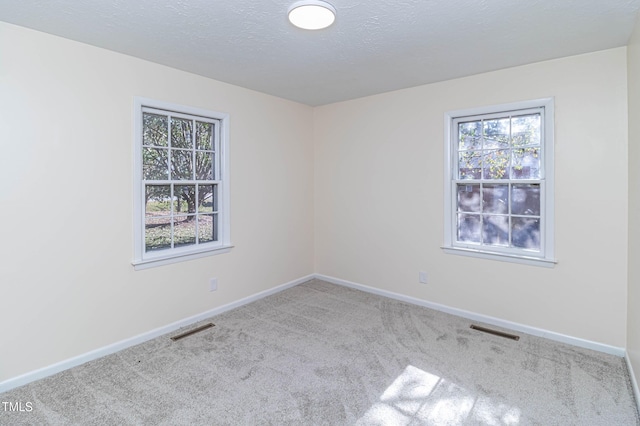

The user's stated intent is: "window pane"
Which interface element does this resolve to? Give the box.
[143,113,168,147]
[482,215,509,247]
[483,118,510,149]
[145,185,171,216]
[198,214,215,243]
[171,117,193,149]
[175,185,196,214]
[511,184,540,216]
[173,216,196,247]
[483,149,510,179]
[482,184,508,214]
[511,114,540,147]
[457,184,480,213]
[512,217,540,250]
[457,214,481,243]
[143,148,169,180]
[145,216,172,252]
[196,151,214,180]
[458,151,481,179]
[196,121,214,150]
[458,121,482,150]
[512,147,540,179]
[198,184,215,213]
[171,149,193,180]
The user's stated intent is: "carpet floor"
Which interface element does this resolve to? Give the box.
[1,279,638,425]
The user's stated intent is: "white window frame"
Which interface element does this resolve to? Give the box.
[132,97,232,270]
[442,98,555,267]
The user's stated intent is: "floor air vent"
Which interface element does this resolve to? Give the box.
[470,324,520,341]
[171,323,215,341]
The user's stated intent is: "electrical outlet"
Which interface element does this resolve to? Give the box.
[419,271,428,284]
[209,278,218,292]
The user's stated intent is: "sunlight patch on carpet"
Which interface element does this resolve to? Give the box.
[357,365,521,425]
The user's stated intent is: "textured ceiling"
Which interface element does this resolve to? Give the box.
[1,0,639,106]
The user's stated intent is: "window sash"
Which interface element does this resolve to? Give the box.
[144,182,220,252]
[141,106,220,183]
[452,107,545,182]
[450,180,546,256]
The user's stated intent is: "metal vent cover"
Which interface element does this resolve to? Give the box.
[171,323,215,341]
[470,324,520,341]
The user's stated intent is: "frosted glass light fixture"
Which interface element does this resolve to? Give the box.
[288,0,336,30]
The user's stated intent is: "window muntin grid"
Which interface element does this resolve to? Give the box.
[141,107,221,253]
[453,108,544,253]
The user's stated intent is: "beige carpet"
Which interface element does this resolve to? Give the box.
[1,279,638,425]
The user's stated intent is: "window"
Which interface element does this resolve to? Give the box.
[443,99,555,267]
[132,98,231,270]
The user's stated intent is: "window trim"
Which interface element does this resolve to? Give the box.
[132,97,232,270]
[442,98,556,267]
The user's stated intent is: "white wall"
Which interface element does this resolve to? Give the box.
[628,14,640,387]
[0,22,315,382]
[315,48,629,347]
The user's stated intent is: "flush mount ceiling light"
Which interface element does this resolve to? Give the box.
[288,0,336,30]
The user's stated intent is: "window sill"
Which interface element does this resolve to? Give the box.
[132,245,234,270]
[441,246,556,268]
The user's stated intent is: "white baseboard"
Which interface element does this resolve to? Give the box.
[314,273,626,357]
[0,272,628,395]
[625,352,640,413]
[0,274,315,394]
